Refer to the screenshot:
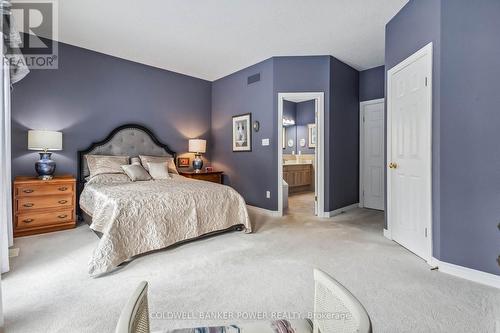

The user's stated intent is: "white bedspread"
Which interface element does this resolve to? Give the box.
[80,174,251,276]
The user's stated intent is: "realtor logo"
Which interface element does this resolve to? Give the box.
[9,0,58,69]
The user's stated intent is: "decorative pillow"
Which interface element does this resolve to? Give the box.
[121,164,151,181]
[147,162,171,180]
[85,174,131,185]
[85,155,130,178]
[130,156,141,165]
[139,155,179,174]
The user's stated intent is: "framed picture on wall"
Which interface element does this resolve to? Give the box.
[177,157,190,167]
[232,113,252,152]
[308,123,316,148]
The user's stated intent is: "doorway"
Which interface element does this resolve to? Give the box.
[387,43,433,262]
[359,98,385,211]
[278,92,324,217]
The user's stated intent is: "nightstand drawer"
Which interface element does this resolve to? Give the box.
[15,183,74,197]
[16,209,74,229]
[13,175,76,237]
[179,171,223,184]
[195,174,221,183]
[16,195,73,212]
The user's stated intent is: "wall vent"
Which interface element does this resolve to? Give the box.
[247,73,261,85]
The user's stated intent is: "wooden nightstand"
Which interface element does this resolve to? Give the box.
[13,175,76,237]
[179,170,223,184]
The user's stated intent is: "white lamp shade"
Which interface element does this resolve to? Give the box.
[28,130,63,151]
[188,139,206,153]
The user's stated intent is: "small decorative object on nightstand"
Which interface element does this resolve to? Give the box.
[13,175,76,237]
[188,139,206,173]
[28,130,63,180]
[179,170,223,184]
[177,157,190,168]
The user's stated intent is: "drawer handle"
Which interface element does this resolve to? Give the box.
[23,189,34,193]
[58,200,68,204]
[22,218,34,223]
[58,187,68,191]
[23,203,34,208]
[58,214,68,219]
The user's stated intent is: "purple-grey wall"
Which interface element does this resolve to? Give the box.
[329,57,360,210]
[213,55,359,212]
[273,56,332,210]
[387,0,500,275]
[283,100,316,155]
[13,39,359,222]
[439,0,500,275]
[211,59,276,210]
[11,39,212,178]
[359,66,385,102]
[296,100,315,155]
[386,0,442,256]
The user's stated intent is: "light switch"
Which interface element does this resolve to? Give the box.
[266,191,271,199]
[262,138,270,146]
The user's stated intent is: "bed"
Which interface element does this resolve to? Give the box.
[77,124,251,277]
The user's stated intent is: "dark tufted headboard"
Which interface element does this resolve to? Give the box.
[77,124,176,195]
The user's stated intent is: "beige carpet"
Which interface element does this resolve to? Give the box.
[3,208,500,332]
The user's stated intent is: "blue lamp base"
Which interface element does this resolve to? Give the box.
[192,154,203,173]
[35,152,56,180]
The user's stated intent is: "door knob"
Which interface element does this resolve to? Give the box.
[389,162,398,169]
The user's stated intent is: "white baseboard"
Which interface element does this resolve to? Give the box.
[383,228,392,240]
[246,205,282,217]
[327,203,359,217]
[431,257,500,289]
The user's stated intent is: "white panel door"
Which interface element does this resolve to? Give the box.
[362,101,384,210]
[388,44,432,261]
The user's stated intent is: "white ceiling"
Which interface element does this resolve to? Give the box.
[42,0,407,81]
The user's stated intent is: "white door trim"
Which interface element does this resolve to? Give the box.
[277,92,325,217]
[387,42,433,264]
[359,98,385,208]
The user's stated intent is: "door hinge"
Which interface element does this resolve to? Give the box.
[425,228,428,238]
[314,196,317,201]
[425,77,428,87]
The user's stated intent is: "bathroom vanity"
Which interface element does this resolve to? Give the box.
[283,161,313,193]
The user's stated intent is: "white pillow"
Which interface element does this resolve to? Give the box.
[139,155,179,174]
[121,164,152,181]
[130,157,141,165]
[147,162,171,180]
[85,155,129,178]
[85,174,131,185]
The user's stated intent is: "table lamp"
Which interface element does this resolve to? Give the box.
[28,130,63,180]
[188,139,206,173]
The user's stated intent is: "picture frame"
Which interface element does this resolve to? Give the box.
[232,113,252,152]
[177,157,190,167]
[308,123,316,148]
